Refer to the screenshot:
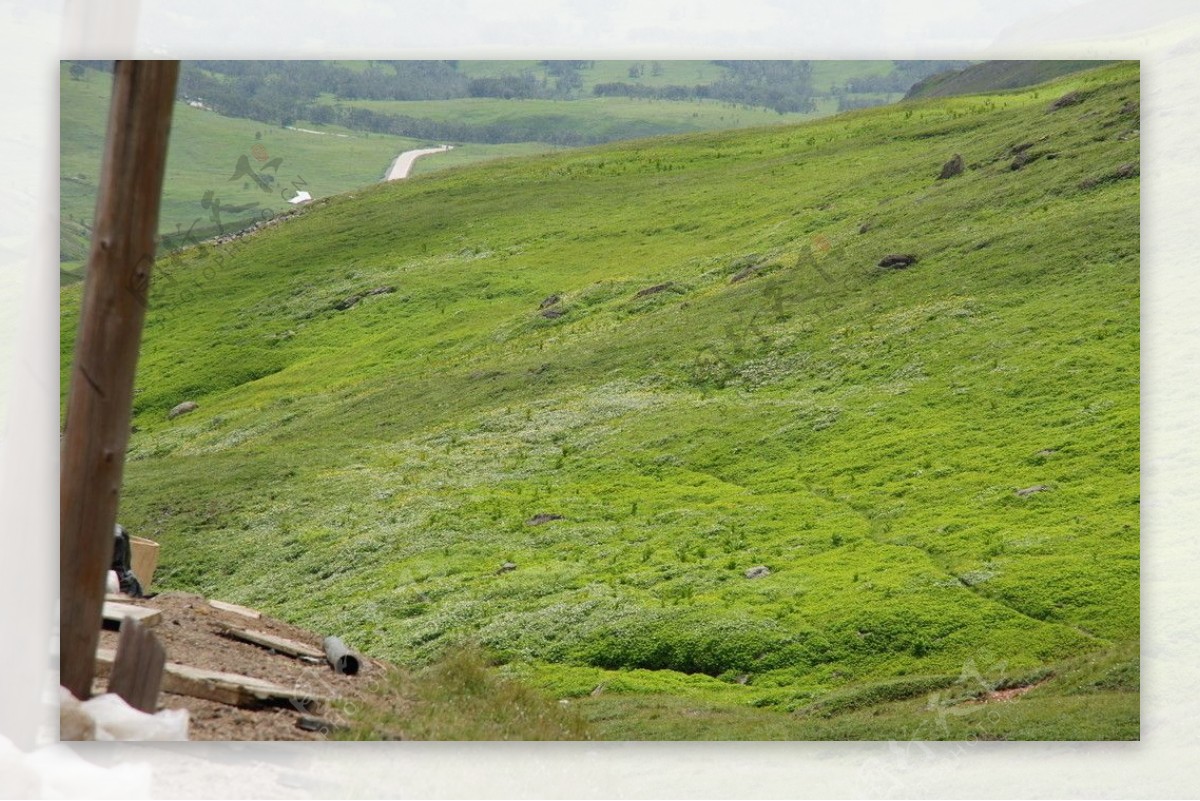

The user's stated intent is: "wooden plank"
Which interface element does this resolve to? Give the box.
[218,625,325,660]
[106,618,165,713]
[96,649,327,711]
[59,60,180,700]
[208,600,262,619]
[102,601,162,628]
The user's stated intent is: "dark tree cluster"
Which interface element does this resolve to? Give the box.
[596,61,818,114]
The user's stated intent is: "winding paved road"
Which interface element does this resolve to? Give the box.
[385,145,453,181]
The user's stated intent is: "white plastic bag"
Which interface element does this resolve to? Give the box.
[61,687,189,741]
[82,693,189,741]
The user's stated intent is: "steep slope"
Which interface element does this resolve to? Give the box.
[60,62,1140,739]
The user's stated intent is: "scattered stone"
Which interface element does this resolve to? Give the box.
[496,562,517,574]
[539,294,561,309]
[1119,100,1138,116]
[1113,162,1139,179]
[735,674,750,685]
[1050,90,1084,110]
[207,209,301,247]
[744,565,771,579]
[365,286,396,296]
[168,401,198,420]
[1035,449,1058,457]
[1010,150,1037,170]
[858,222,872,234]
[296,716,345,734]
[730,265,760,283]
[1009,142,1034,155]
[1016,484,1052,497]
[635,282,673,298]
[540,307,565,319]
[877,253,919,269]
[334,295,361,311]
[1079,162,1139,190]
[938,153,964,180]
[526,513,564,526]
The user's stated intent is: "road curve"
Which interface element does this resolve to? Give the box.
[385,145,453,181]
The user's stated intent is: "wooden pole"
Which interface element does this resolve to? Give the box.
[60,60,179,700]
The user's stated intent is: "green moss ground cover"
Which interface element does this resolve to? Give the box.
[60,62,1139,739]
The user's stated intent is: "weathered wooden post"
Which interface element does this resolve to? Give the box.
[60,60,179,700]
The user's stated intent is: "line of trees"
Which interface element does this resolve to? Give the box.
[174,60,594,127]
[69,59,975,142]
[595,61,818,114]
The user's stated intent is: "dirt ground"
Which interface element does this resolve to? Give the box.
[93,591,384,740]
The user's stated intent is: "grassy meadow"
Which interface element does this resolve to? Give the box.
[60,62,1140,739]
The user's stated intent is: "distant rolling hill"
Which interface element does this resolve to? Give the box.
[905,60,1117,99]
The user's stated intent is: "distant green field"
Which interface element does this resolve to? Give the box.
[306,93,814,140]
[809,60,895,92]
[456,60,730,92]
[61,64,423,264]
[60,64,540,269]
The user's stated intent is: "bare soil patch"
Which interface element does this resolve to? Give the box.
[93,591,385,740]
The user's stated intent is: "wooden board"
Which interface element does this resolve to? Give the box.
[106,618,165,713]
[96,648,327,711]
[102,601,162,628]
[218,625,325,661]
[208,600,262,619]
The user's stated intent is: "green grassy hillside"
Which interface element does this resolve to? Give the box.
[63,61,960,274]
[60,62,1140,739]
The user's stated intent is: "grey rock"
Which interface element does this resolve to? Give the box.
[635,282,673,298]
[168,401,198,420]
[877,253,919,269]
[1050,90,1083,110]
[938,153,964,180]
[730,265,760,283]
[744,565,771,579]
